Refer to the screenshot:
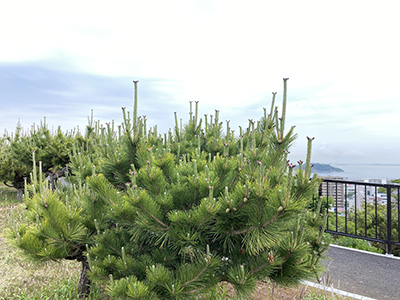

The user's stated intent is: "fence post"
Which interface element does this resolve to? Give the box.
[318,183,323,213]
[387,186,392,254]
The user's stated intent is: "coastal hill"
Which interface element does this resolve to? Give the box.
[311,163,344,173]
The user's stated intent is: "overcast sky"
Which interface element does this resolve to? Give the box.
[1,0,399,165]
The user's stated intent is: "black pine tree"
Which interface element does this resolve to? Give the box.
[9,79,329,299]
[87,79,327,299]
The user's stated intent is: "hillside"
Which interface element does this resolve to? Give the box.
[311,163,344,173]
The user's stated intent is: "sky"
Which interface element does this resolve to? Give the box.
[1,0,399,165]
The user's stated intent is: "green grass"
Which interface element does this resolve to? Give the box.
[0,184,18,206]
[302,291,342,300]
[332,235,384,254]
[1,275,108,300]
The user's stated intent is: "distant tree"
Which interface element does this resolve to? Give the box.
[0,122,60,199]
[0,116,105,200]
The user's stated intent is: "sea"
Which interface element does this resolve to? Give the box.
[312,164,400,181]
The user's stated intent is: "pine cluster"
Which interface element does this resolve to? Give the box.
[0,119,89,198]
[8,79,329,299]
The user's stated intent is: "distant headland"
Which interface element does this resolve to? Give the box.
[310,163,344,173]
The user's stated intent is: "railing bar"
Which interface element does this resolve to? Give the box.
[375,186,378,239]
[355,183,357,236]
[345,184,348,234]
[322,178,400,188]
[319,184,323,214]
[364,185,367,237]
[335,182,338,232]
[397,187,400,242]
[326,230,385,244]
[319,179,400,254]
[326,181,329,231]
[387,186,392,254]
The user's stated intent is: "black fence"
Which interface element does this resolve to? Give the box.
[318,178,400,254]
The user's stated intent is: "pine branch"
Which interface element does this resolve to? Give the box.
[236,198,247,212]
[229,172,238,189]
[136,203,169,230]
[47,210,66,238]
[181,285,208,295]
[19,243,44,259]
[180,260,210,289]
[228,209,285,235]
[3,181,14,188]
[152,183,160,195]
[192,188,198,207]
[196,211,211,230]
[280,249,294,267]
[249,260,270,276]
[161,166,173,184]
[262,209,285,229]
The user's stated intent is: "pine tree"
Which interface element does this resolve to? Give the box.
[0,120,80,199]
[6,110,133,297]
[7,150,119,296]
[86,79,326,299]
[8,79,328,299]
[0,124,35,199]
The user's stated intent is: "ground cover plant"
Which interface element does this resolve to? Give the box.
[5,79,331,299]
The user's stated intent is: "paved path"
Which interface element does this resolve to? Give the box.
[321,245,400,300]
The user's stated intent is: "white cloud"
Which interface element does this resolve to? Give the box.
[1,0,400,163]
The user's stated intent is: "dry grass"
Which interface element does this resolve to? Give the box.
[0,185,353,300]
[220,280,354,300]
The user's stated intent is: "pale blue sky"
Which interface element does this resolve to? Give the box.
[1,0,399,164]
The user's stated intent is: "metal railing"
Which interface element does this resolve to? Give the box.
[318,178,400,254]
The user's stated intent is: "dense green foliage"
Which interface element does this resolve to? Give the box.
[7,79,329,299]
[0,120,84,199]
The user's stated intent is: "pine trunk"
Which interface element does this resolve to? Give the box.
[16,188,23,200]
[77,259,91,298]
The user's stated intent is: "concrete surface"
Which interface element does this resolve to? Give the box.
[321,245,400,300]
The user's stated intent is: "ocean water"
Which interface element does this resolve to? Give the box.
[312,164,400,180]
